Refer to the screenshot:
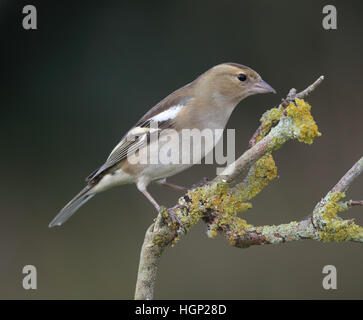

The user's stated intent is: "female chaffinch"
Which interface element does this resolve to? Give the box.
[49,63,275,227]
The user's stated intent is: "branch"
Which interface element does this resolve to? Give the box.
[284,75,325,101]
[331,158,363,193]
[134,215,175,300]
[213,156,363,247]
[134,76,363,299]
[295,75,325,99]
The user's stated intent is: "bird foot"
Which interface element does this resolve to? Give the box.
[157,179,188,193]
[166,207,186,232]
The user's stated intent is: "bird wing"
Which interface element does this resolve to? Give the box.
[85,95,192,183]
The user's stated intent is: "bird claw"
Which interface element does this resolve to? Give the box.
[167,208,186,233]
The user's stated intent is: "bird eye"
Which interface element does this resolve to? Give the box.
[237,73,247,81]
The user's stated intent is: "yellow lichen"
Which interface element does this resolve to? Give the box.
[316,192,363,242]
[184,182,253,240]
[254,99,321,152]
[320,219,363,242]
[256,107,283,143]
[152,234,170,246]
[286,98,321,144]
[320,192,345,220]
[238,153,278,200]
[188,183,252,217]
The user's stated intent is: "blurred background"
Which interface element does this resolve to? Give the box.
[1,0,363,299]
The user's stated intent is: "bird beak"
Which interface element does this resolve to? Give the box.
[251,79,276,94]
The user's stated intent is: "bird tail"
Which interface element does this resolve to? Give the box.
[49,186,95,227]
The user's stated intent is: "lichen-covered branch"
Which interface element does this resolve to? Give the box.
[134,76,363,300]
[212,156,363,247]
[134,213,176,300]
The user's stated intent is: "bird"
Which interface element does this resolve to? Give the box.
[49,63,275,227]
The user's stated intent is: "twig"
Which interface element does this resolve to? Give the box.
[350,200,363,207]
[295,76,325,99]
[331,157,363,193]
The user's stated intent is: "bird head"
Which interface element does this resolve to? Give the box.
[196,63,276,105]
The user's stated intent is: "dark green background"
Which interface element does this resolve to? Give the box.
[2,0,362,299]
